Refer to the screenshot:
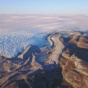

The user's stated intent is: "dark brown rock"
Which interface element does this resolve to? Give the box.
[60,33,88,88]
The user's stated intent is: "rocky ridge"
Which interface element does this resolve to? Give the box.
[60,32,88,88]
[0,31,88,88]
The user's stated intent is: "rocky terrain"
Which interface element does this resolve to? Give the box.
[0,31,88,88]
[60,32,88,88]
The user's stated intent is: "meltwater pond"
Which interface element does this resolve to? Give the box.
[0,33,49,57]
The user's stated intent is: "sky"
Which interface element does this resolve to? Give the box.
[0,0,88,14]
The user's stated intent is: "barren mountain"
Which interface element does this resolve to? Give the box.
[60,32,88,88]
[0,31,88,88]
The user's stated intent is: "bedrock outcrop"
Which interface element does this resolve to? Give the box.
[60,33,88,88]
[0,33,65,88]
[0,32,88,88]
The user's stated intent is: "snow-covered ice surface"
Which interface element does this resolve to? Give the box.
[0,33,49,57]
[0,14,88,57]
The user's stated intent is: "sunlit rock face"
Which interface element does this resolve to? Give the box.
[0,33,64,88]
[0,30,88,88]
[60,33,88,88]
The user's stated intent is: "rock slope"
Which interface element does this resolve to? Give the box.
[0,33,65,88]
[0,31,88,88]
[60,32,88,88]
